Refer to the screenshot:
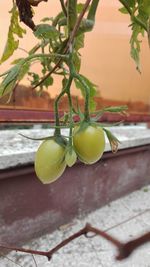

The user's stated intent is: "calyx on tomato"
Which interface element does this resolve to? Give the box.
[65,147,77,167]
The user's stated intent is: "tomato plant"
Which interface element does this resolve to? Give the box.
[0,0,149,183]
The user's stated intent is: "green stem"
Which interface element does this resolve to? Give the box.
[74,74,90,122]
[87,0,99,21]
[25,53,69,63]
[54,76,73,136]
[67,88,73,145]
[60,0,67,17]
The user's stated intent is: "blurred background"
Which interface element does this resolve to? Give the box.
[0,0,150,114]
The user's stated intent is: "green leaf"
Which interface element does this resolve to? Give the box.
[0,64,20,97]
[34,24,60,40]
[65,147,77,167]
[41,76,54,88]
[119,0,150,70]
[0,4,26,64]
[74,33,85,51]
[130,23,143,72]
[119,7,128,14]
[91,105,128,122]
[78,19,94,35]
[28,72,40,87]
[103,128,120,153]
[73,52,81,72]
[99,105,128,114]
[11,58,25,65]
[0,59,29,97]
[18,61,30,81]
[58,17,67,27]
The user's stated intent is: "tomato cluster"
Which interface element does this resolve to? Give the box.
[34,125,105,184]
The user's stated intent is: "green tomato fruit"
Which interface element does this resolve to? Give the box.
[35,139,66,184]
[73,125,105,164]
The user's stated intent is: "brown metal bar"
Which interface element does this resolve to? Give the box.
[0,108,150,123]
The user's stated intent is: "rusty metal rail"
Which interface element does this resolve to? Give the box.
[0,108,150,123]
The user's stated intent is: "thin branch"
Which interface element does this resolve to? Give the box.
[0,223,150,262]
[33,0,92,89]
[28,0,48,7]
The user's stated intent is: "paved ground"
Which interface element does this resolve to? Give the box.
[0,185,150,267]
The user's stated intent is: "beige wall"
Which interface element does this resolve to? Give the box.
[0,0,150,104]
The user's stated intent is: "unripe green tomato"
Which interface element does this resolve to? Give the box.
[73,125,105,164]
[34,139,66,184]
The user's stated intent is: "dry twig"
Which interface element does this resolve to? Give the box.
[0,223,150,262]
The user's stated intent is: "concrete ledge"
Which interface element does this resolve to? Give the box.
[0,125,150,170]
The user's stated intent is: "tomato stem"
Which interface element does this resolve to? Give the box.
[54,75,73,137]
[74,73,90,122]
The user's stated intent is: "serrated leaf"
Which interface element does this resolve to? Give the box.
[0,4,26,64]
[0,34,19,64]
[119,1,150,70]
[28,72,40,87]
[0,59,28,97]
[18,61,30,81]
[130,23,142,72]
[34,24,60,40]
[74,33,85,51]
[73,52,81,72]
[41,76,54,88]
[0,64,20,97]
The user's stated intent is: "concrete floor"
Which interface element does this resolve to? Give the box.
[0,185,150,267]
